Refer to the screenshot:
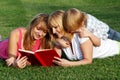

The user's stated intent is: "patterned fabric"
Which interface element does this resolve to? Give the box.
[86,14,109,40]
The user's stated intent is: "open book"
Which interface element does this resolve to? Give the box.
[18,49,60,66]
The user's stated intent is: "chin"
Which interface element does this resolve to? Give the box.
[34,37,40,40]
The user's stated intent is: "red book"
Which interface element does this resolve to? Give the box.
[18,49,60,66]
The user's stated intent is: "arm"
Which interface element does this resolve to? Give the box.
[6,28,28,68]
[70,39,93,66]
[6,29,19,66]
[53,39,93,67]
[8,29,19,58]
[79,27,101,46]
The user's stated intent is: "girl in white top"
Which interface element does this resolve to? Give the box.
[52,27,120,67]
[48,9,120,67]
[60,33,120,60]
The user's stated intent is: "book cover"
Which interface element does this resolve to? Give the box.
[18,49,60,66]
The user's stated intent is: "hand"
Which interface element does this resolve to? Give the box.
[13,55,28,69]
[26,61,31,66]
[78,27,92,38]
[6,57,16,66]
[56,38,70,48]
[53,57,71,67]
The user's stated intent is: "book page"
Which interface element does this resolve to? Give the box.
[18,49,34,54]
[35,49,53,52]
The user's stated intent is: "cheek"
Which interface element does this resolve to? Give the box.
[43,33,47,37]
[57,28,61,33]
[31,30,35,37]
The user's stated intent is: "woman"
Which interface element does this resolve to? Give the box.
[0,13,52,68]
[48,9,120,67]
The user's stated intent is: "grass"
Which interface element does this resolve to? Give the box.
[0,0,120,80]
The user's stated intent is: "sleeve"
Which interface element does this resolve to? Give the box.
[78,37,89,44]
[87,14,109,40]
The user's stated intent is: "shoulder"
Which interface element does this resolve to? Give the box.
[87,14,96,20]
[74,33,89,44]
[10,27,26,38]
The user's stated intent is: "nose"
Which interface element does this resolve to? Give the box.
[39,30,44,36]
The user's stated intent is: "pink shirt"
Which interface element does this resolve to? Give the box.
[0,28,41,60]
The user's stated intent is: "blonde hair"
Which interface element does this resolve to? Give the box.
[62,8,87,40]
[48,10,65,38]
[24,13,52,50]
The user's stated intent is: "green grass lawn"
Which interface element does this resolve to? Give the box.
[0,0,120,80]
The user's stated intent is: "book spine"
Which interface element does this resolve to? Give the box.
[34,54,47,66]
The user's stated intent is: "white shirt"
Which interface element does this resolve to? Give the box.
[62,33,120,60]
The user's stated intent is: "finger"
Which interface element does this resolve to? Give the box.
[18,57,28,64]
[16,55,21,61]
[20,63,27,69]
[6,61,11,66]
[21,59,27,64]
[54,56,62,61]
[21,61,27,67]
[18,62,26,69]
[16,57,27,66]
[5,60,12,66]
[17,59,27,68]
[53,59,61,65]
[7,62,12,66]
[18,56,27,62]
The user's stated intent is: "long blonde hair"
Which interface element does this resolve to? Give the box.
[23,13,52,50]
[48,10,65,39]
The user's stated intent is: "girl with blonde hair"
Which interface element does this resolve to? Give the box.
[48,9,120,67]
[63,8,120,46]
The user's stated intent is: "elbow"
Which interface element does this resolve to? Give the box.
[86,59,93,64]
[87,60,92,64]
[98,40,101,46]
[94,39,101,47]
[97,43,101,47]
[97,39,101,47]
[82,59,93,65]
[89,61,92,64]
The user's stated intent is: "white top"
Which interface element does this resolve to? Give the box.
[86,14,109,40]
[62,33,120,60]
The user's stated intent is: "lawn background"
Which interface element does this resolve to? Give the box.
[0,0,120,80]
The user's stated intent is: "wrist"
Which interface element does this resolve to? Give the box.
[88,32,93,38]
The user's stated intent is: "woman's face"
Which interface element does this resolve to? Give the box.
[52,24,63,38]
[33,23,47,40]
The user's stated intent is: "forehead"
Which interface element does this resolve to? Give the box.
[50,17,62,26]
[36,21,46,27]
[36,22,48,30]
